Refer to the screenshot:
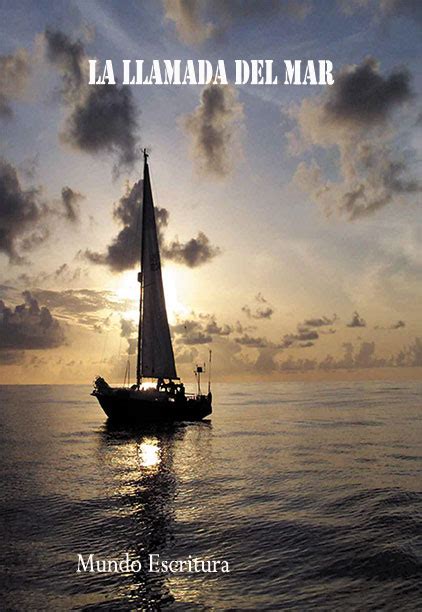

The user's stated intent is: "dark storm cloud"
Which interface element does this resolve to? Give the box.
[184,84,243,177]
[61,186,84,222]
[291,58,419,220]
[163,0,311,45]
[0,49,30,119]
[163,232,220,267]
[346,311,367,328]
[0,292,65,351]
[0,158,47,263]
[325,57,412,126]
[84,180,143,271]
[43,29,140,172]
[44,28,84,95]
[62,85,140,172]
[85,181,220,271]
[242,293,274,320]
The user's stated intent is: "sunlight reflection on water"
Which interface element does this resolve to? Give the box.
[138,438,161,471]
[0,382,421,610]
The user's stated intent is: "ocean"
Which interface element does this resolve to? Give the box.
[0,381,421,610]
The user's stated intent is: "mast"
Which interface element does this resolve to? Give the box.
[136,149,148,388]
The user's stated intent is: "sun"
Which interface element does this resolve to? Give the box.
[111,267,189,324]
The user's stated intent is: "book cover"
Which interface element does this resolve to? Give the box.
[0,1,421,610]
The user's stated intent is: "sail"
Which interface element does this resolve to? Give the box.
[139,158,177,380]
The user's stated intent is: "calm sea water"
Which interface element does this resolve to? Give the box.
[0,381,421,611]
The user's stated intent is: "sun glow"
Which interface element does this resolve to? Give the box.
[162,266,190,324]
[138,438,161,470]
[111,267,189,325]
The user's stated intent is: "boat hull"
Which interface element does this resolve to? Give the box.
[93,389,212,424]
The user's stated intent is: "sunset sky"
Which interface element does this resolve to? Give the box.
[0,0,421,383]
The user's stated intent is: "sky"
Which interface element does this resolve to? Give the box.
[0,0,421,384]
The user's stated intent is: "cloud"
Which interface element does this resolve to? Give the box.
[391,319,406,329]
[43,29,140,172]
[340,0,422,23]
[346,311,367,328]
[84,180,143,271]
[184,84,244,177]
[162,232,220,267]
[0,291,65,351]
[31,288,126,317]
[0,350,25,365]
[402,338,422,366]
[174,345,199,364]
[281,328,319,348]
[379,0,422,22]
[324,57,411,126]
[44,29,84,96]
[303,314,337,327]
[120,318,136,338]
[0,49,31,119]
[263,338,422,373]
[61,186,84,222]
[235,333,268,348]
[0,158,48,263]
[172,317,212,345]
[0,158,88,263]
[242,293,274,320]
[85,180,219,271]
[172,312,236,346]
[203,318,232,335]
[120,317,137,354]
[11,264,87,289]
[21,288,122,333]
[163,0,214,45]
[62,85,140,173]
[163,0,311,45]
[375,319,406,330]
[290,58,420,220]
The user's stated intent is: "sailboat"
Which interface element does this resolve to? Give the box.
[92,151,212,423]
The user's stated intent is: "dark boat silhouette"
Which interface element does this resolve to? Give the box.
[92,151,212,423]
